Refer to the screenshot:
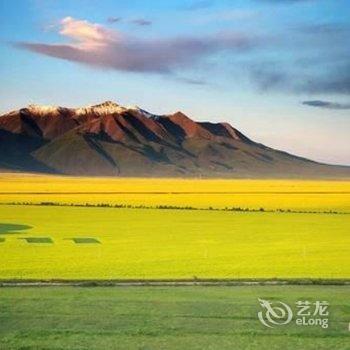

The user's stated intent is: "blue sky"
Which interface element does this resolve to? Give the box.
[0,0,349,165]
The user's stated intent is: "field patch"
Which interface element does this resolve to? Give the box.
[0,205,348,280]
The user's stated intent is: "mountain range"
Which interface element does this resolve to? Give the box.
[0,101,349,178]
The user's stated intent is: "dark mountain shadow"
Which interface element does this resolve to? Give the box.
[124,113,162,142]
[0,130,56,173]
[200,122,232,138]
[156,118,186,142]
[20,110,44,138]
[0,223,32,234]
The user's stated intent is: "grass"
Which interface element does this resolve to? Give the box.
[0,285,349,350]
[0,205,349,279]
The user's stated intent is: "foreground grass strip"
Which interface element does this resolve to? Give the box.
[0,286,348,350]
[19,237,53,244]
[0,237,5,243]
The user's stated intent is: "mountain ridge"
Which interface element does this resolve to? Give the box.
[0,101,349,178]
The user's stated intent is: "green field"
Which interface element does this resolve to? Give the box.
[0,204,349,279]
[0,286,349,350]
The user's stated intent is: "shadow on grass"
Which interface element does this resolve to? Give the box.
[66,237,101,244]
[18,237,53,244]
[0,223,32,234]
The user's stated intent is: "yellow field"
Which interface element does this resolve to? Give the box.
[0,173,349,280]
[0,173,349,212]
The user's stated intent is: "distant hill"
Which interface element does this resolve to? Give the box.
[0,101,349,178]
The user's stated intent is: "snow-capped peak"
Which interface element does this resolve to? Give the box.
[16,101,160,119]
[26,104,62,116]
[127,105,156,117]
[75,101,127,116]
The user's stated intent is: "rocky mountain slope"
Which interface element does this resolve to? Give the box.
[0,101,349,178]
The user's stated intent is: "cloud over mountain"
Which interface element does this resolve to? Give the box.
[15,17,256,75]
[251,61,350,95]
[249,21,350,96]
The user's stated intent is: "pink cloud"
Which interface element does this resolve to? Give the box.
[15,17,257,74]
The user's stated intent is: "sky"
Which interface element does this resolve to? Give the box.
[0,0,349,165]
